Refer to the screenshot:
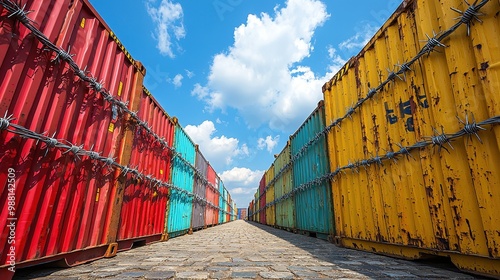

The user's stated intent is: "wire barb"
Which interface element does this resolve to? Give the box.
[458,113,486,143]
[0,112,15,130]
[6,2,34,25]
[421,31,447,56]
[451,0,485,36]
[426,127,454,153]
[51,45,75,64]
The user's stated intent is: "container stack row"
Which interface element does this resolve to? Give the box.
[248,0,500,277]
[237,208,247,220]
[0,0,236,279]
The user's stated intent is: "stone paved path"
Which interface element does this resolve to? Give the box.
[15,220,486,279]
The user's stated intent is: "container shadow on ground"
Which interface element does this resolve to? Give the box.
[244,221,489,279]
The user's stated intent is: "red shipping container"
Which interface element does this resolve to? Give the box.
[116,87,174,251]
[204,165,219,227]
[259,175,266,225]
[0,0,145,278]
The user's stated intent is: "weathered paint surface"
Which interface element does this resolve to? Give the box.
[167,121,195,237]
[290,102,334,239]
[192,148,208,230]
[265,165,276,226]
[322,0,500,276]
[274,143,295,229]
[116,88,173,250]
[0,0,143,275]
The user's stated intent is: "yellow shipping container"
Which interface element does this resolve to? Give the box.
[265,164,276,226]
[254,189,260,223]
[322,0,500,277]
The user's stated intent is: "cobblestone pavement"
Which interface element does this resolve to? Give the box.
[15,220,486,279]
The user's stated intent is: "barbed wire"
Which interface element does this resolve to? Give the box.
[253,114,500,214]
[0,113,233,215]
[0,0,231,205]
[256,0,490,201]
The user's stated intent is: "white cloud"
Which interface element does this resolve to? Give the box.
[196,0,330,131]
[185,69,194,78]
[184,121,249,170]
[220,167,265,207]
[219,167,264,189]
[231,187,255,195]
[257,135,280,153]
[327,46,347,74]
[338,23,378,51]
[171,74,183,88]
[191,83,209,100]
[146,0,185,58]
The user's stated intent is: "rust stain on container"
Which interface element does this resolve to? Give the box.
[323,0,500,277]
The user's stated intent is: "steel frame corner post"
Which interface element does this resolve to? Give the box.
[104,62,146,255]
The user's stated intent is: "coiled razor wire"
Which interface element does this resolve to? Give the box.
[253,114,500,214]
[257,0,491,201]
[0,113,232,214]
[0,0,225,200]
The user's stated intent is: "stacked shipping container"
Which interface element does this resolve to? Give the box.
[167,119,196,238]
[116,88,174,251]
[0,0,237,279]
[250,102,334,240]
[237,208,247,220]
[249,0,500,277]
[191,146,208,231]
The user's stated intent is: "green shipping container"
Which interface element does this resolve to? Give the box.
[274,142,295,230]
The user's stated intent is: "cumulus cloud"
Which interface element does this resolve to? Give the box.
[146,0,185,58]
[171,74,183,88]
[219,167,265,207]
[257,135,280,153]
[196,0,330,132]
[191,83,210,100]
[184,121,249,170]
[219,167,265,194]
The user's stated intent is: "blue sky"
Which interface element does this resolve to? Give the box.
[89,0,400,208]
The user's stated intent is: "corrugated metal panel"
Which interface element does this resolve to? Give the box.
[238,208,247,220]
[258,175,266,225]
[265,164,276,226]
[192,146,208,230]
[218,180,225,224]
[204,165,217,227]
[322,0,500,276]
[290,102,334,239]
[248,200,254,221]
[167,119,195,237]
[116,87,173,250]
[274,142,295,229]
[254,189,260,223]
[0,0,144,275]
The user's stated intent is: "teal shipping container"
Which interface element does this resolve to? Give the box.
[223,188,229,223]
[168,118,196,238]
[218,181,225,224]
[274,142,295,230]
[290,101,334,240]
